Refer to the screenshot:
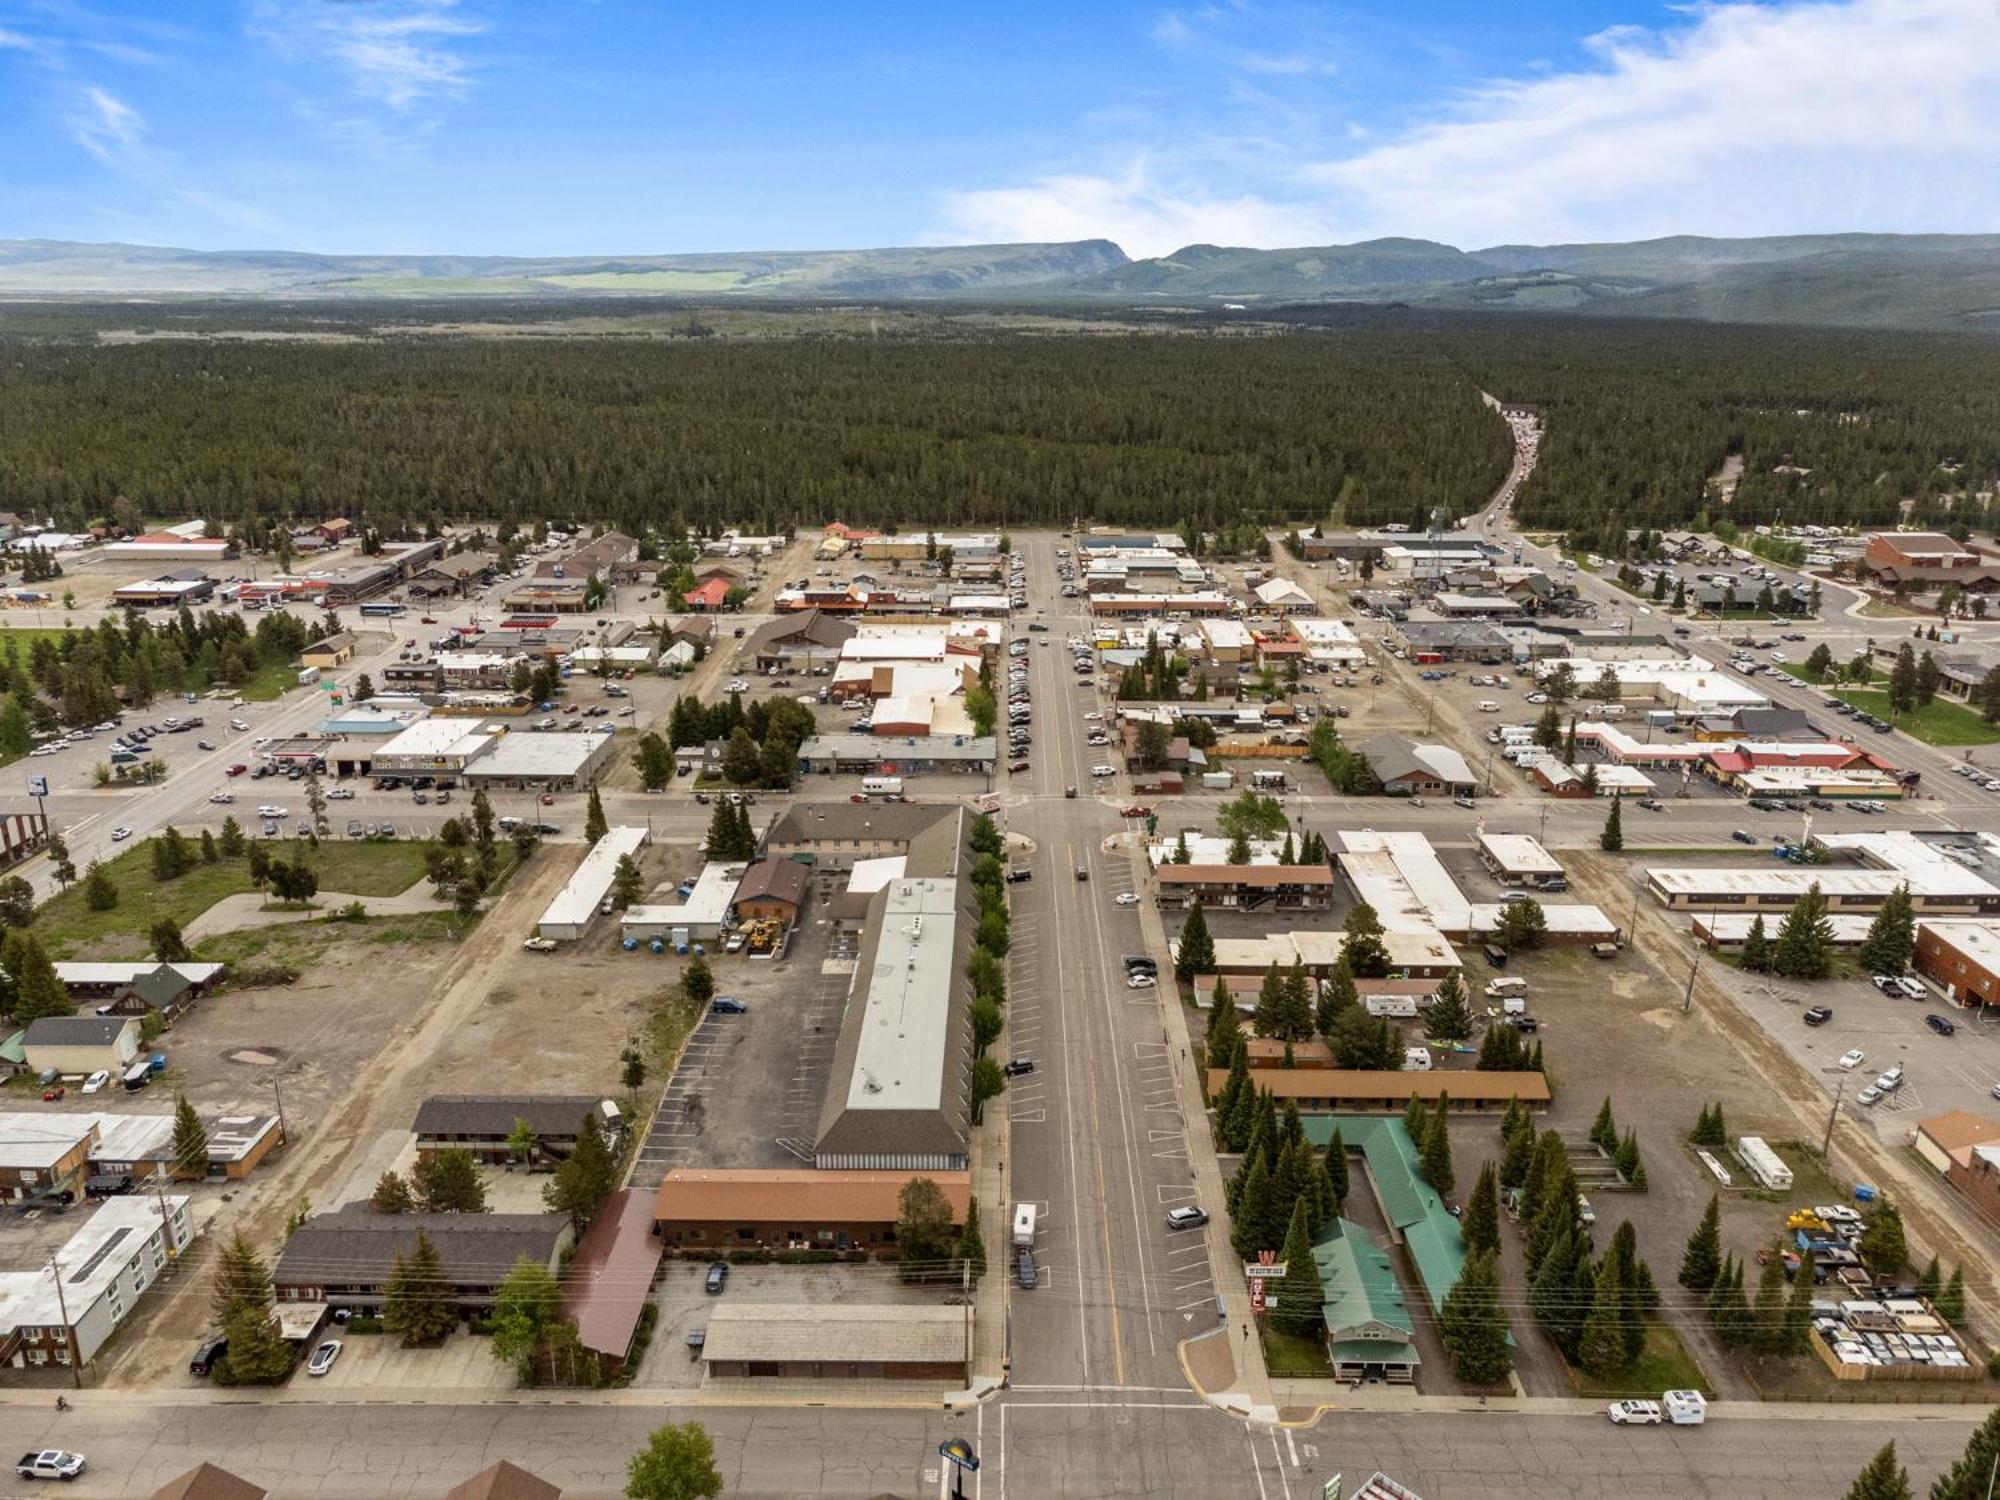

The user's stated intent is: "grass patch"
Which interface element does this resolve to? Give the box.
[646,984,704,1065]
[1783,664,2000,746]
[1260,1323,1336,1379]
[238,657,306,703]
[37,839,442,957]
[1748,1142,1845,1205]
[1565,1324,1710,1398]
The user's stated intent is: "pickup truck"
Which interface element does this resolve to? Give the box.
[16,1450,87,1481]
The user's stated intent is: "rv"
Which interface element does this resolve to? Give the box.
[1012,1204,1038,1249]
[1365,994,1418,1019]
[860,776,905,798]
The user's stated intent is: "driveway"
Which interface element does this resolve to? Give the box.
[308,1325,517,1392]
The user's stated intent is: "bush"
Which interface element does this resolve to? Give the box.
[343,1315,384,1334]
[610,1303,660,1387]
[230,960,303,988]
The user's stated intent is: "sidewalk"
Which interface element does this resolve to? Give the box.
[184,881,450,940]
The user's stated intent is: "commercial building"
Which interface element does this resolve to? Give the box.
[699,1303,968,1382]
[0,1194,193,1368]
[1358,736,1478,797]
[747,610,857,671]
[1155,864,1338,911]
[796,733,995,776]
[1645,832,2000,916]
[1945,1142,2000,1226]
[372,719,496,779]
[77,1110,281,1189]
[652,1168,970,1254]
[1393,620,1512,662]
[273,1205,574,1316]
[1335,829,1617,945]
[463,729,616,792]
[1475,833,1566,889]
[412,1095,616,1165]
[1536,654,1768,714]
[766,801,959,870]
[560,1188,663,1375]
[859,532,1000,562]
[0,1113,98,1204]
[407,553,499,598]
[1311,1217,1419,1380]
[0,808,51,867]
[1288,617,1367,667]
[22,1014,142,1076]
[1208,929,1461,980]
[537,826,651,941]
[733,858,809,925]
[55,959,224,1021]
[112,575,215,609]
[104,533,234,563]
[1915,920,2000,1010]
[814,812,976,1171]
[300,631,358,669]
[1913,1111,2000,1175]
[1088,590,1233,617]
[622,861,744,944]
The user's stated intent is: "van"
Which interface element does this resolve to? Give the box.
[122,1060,153,1092]
[1477,701,1499,713]
[1485,977,1528,998]
[1012,1203,1038,1249]
[1403,1047,1433,1072]
[1482,944,1509,968]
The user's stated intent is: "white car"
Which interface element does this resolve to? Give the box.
[257,805,288,818]
[1837,1049,1866,1071]
[81,1070,110,1094]
[229,718,250,731]
[1126,973,1157,989]
[1083,711,1103,721]
[1090,765,1115,778]
[326,787,356,800]
[1525,692,1549,704]
[726,679,749,693]
[110,826,132,842]
[208,792,235,804]
[1114,892,1140,907]
[1607,1400,1662,1426]
[306,1338,343,1376]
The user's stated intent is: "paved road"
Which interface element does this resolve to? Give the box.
[6,1392,1986,1498]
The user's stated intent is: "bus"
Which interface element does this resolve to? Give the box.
[359,601,408,618]
[1251,770,1288,791]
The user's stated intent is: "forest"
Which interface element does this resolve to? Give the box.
[0,302,1995,547]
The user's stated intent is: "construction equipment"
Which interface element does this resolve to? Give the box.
[742,917,784,955]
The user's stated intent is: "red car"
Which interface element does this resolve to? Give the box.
[1008,759,1030,772]
[1120,805,1153,819]
[419,616,438,624]
[539,793,556,805]
[225,763,247,777]
[42,1085,65,1101]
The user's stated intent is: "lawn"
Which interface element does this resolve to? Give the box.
[1782,665,2000,747]
[1566,1324,1711,1399]
[1260,1323,1335,1379]
[35,838,440,957]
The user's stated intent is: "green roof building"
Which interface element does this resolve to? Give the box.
[1312,1217,1419,1378]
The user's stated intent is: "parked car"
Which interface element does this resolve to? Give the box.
[110,826,132,842]
[704,1261,730,1295]
[306,1339,343,1376]
[81,1070,110,1094]
[189,1335,228,1376]
[711,996,748,1014]
[1606,1400,1662,1426]
[1837,1049,1866,1070]
[15,1451,87,1482]
[1165,1206,1209,1230]
[1926,1013,1957,1036]
[1015,1248,1038,1289]
[1002,1057,1036,1077]
[1114,892,1140,907]
[1803,1005,1833,1026]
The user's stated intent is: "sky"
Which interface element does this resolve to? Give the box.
[3,0,2000,259]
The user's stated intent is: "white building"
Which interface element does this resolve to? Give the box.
[537,827,652,941]
[463,729,616,791]
[1539,654,1768,713]
[1288,617,1367,666]
[622,861,745,943]
[0,1195,193,1368]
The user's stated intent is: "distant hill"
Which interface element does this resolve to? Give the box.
[7,231,2000,330]
[0,238,1130,298]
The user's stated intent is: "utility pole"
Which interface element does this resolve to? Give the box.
[273,1076,288,1146]
[1820,1074,1846,1160]
[1682,948,1700,1014]
[46,1254,81,1388]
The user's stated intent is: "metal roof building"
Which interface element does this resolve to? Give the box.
[537,827,651,940]
[700,1302,968,1382]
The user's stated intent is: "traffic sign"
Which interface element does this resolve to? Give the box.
[26,776,47,799]
[938,1438,979,1473]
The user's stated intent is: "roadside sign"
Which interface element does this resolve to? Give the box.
[1250,1277,1266,1314]
[938,1438,979,1473]
[26,775,47,798]
[1243,1264,1289,1278]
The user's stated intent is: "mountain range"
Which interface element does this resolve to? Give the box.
[6,232,2000,331]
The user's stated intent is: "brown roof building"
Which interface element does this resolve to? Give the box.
[445,1461,563,1500]
[149,1464,269,1500]
[653,1167,971,1255]
[701,1303,968,1382]
[560,1189,662,1374]
[1156,864,1337,910]
[1914,1110,2000,1174]
[733,858,809,923]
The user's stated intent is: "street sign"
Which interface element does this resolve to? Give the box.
[1243,1264,1289,1278]
[26,776,47,798]
[1250,1277,1266,1314]
[938,1438,979,1473]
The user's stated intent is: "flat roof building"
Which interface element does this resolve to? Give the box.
[700,1302,968,1382]
[464,729,616,791]
[538,827,651,941]
[0,1194,192,1368]
[1916,919,2000,1011]
[1475,832,1566,887]
[1647,832,2000,915]
[653,1167,970,1255]
[623,861,743,943]
[372,719,495,777]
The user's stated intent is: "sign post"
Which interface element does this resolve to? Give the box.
[938,1438,979,1500]
[26,774,49,846]
[1246,1249,1286,1315]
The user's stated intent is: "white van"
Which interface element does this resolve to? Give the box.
[1012,1204,1038,1249]
[1477,701,1500,713]
[1663,1390,1707,1426]
[1403,1047,1433,1072]
[1485,978,1528,998]
[861,776,904,797]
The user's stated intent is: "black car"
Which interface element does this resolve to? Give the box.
[704,1261,730,1294]
[1003,1057,1036,1077]
[1015,1248,1038,1289]
[1509,1015,1539,1033]
[1005,867,1033,883]
[1803,1005,1833,1026]
[1926,1013,1957,1037]
[190,1335,228,1376]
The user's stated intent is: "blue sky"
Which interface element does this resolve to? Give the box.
[3,0,1998,257]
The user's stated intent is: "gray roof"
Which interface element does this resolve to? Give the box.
[701,1302,967,1366]
[274,1206,569,1290]
[748,610,856,655]
[767,799,959,850]
[413,1095,603,1141]
[22,1014,132,1047]
[1394,620,1510,651]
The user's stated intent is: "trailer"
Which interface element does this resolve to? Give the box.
[1733,1135,1793,1191]
[1365,994,1418,1019]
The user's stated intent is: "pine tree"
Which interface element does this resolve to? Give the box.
[1230,1152,1275,1260]
[384,1230,456,1344]
[1781,1250,1815,1356]
[1857,1200,1907,1276]
[545,1111,617,1226]
[1840,1443,1912,1500]
[1859,884,1916,976]
[1599,794,1623,852]
[1423,970,1474,1045]
[1270,1199,1326,1337]
[1462,1161,1500,1257]
[1589,1096,1618,1151]
[1403,1092,1429,1141]
[1614,1128,1642,1186]
[171,1092,208,1177]
[1438,1248,1512,1385]
[1930,1407,2000,1500]
[1420,1098,1454,1195]
[1316,959,1358,1038]
[958,1201,987,1283]
[1323,1128,1349,1215]
[1499,1107,1536,1190]
[1773,881,1836,980]
[1578,1254,1628,1375]
[211,1231,274,1324]
[1176,900,1215,982]
[1739,915,1773,973]
[1917,1255,1942,1304]
[1252,962,1286,1037]
[1936,1265,1967,1326]
[220,1302,295,1384]
[1341,897,1391,978]
[1529,1230,1581,1353]
[372,1170,415,1214]
[1205,982,1242,1067]
[1277,960,1315,1042]
[1750,1241,1790,1354]
[1679,1195,1722,1291]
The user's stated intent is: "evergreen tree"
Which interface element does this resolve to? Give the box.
[171,1092,208,1177]
[1858,884,1916,976]
[1679,1195,1723,1291]
[1577,1252,1628,1374]
[1322,1128,1349,1215]
[1403,1092,1429,1141]
[545,1111,618,1226]
[1750,1243,1791,1355]
[1739,915,1773,973]
[5,930,71,1024]
[1277,960,1314,1041]
[1423,970,1474,1045]
[1917,1255,1942,1304]
[384,1230,456,1344]
[1438,1248,1513,1385]
[1840,1444,1912,1500]
[1614,1129,1643,1186]
[1599,794,1623,852]
[1492,896,1548,953]
[1936,1265,1966,1326]
[1175,900,1215,982]
[1773,881,1836,980]
[1499,1108,1537,1190]
[1529,1229,1582,1354]
[1589,1096,1617,1151]
[1857,1200,1906,1276]
[220,1301,295,1384]
[82,859,118,912]
[1781,1250,1816,1356]
[1270,1199,1326,1337]
[1707,1256,1752,1351]
[1230,1152,1275,1260]
[1689,1101,1728,1148]
[1252,961,1287,1037]
[210,1231,274,1324]
[372,1170,415,1214]
[414,1147,488,1213]
[1420,1098,1454,1196]
[1315,959,1358,1039]
[958,1201,987,1283]
[1341,898,1391,978]
[1462,1160,1500,1257]
[584,786,609,845]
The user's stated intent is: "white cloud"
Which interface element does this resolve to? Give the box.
[255,0,484,110]
[0,26,39,50]
[943,0,2000,254]
[73,84,143,163]
[938,164,1332,258]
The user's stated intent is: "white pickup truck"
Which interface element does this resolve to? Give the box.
[16,1450,87,1481]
